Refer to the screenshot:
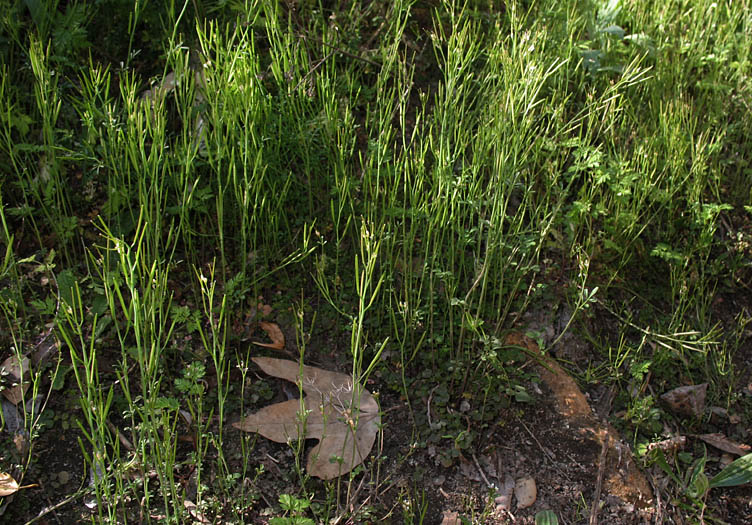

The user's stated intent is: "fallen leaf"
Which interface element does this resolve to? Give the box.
[233,358,380,479]
[0,473,19,496]
[697,433,751,456]
[141,69,207,152]
[2,400,22,434]
[259,302,273,317]
[183,500,210,523]
[0,472,37,496]
[494,477,516,511]
[660,383,707,418]
[515,476,537,509]
[0,355,30,405]
[253,322,285,351]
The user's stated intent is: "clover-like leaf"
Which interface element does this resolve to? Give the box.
[233,358,380,479]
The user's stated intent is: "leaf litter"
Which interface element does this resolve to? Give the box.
[253,322,285,351]
[0,472,37,496]
[233,357,380,479]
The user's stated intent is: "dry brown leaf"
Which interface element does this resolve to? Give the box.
[660,383,707,418]
[0,472,18,496]
[259,303,273,317]
[494,477,516,511]
[183,500,210,523]
[0,355,30,405]
[0,472,36,496]
[253,322,285,351]
[232,357,380,479]
[697,433,752,456]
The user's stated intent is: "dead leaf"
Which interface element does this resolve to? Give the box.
[0,472,37,496]
[259,302,273,317]
[142,69,207,153]
[232,358,380,479]
[0,355,30,405]
[183,500,210,523]
[0,472,18,496]
[494,477,516,511]
[253,322,285,351]
[660,383,707,417]
[0,473,19,496]
[697,433,751,456]
[515,476,537,509]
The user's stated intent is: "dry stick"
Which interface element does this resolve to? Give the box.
[292,50,336,92]
[589,431,610,525]
[471,453,494,489]
[518,418,556,463]
[298,34,382,68]
[24,487,92,525]
[518,417,574,485]
[647,470,664,525]
[426,384,439,429]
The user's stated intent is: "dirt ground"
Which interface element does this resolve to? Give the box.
[5,301,751,524]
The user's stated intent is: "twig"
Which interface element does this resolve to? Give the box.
[426,384,439,429]
[471,453,494,489]
[24,486,92,525]
[589,431,610,525]
[518,419,555,463]
[292,50,335,92]
[107,420,134,451]
[298,34,382,67]
[647,470,664,525]
[518,418,572,482]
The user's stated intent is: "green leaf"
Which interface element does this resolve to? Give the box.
[601,25,625,39]
[709,453,752,488]
[653,450,683,487]
[535,510,559,525]
[57,269,77,307]
[51,365,73,390]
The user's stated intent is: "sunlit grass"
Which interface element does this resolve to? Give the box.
[0,0,750,522]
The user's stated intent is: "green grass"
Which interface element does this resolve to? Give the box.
[1,0,751,522]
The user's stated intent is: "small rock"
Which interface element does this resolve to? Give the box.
[441,510,461,525]
[58,471,70,485]
[709,406,728,422]
[660,383,707,418]
[515,476,537,509]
